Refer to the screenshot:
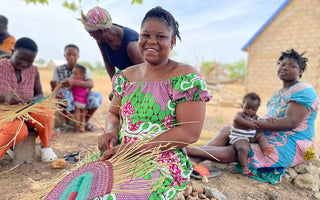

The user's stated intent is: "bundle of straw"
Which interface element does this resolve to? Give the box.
[0,85,71,150]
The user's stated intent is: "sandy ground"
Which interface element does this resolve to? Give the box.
[0,70,319,199]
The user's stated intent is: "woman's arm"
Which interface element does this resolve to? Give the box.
[97,96,121,153]
[233,112,258,130]
[25,70,43,104]
[127,41,144,65]
[97,42,115,80]
[101,100,206,160]
[62,78,94,89]
[253,101,309,131]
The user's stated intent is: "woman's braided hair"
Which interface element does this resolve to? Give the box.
[277,48,308,78]
[141,6,181,41]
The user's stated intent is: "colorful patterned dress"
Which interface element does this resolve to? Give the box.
[240,82,319,184]
[96,71,212,200]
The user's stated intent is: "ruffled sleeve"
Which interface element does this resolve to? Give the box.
[289,82,319,111]
[112,70,128,98]
[170,73,212,103]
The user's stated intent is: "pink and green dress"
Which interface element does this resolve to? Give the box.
[96,71,212,200]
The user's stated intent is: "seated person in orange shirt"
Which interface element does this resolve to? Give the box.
[0,15,15,54]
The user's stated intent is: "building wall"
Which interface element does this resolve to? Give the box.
[245,0,320,101]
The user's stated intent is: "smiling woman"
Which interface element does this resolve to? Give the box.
[47,6,212,200]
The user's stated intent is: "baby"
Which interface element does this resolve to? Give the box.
[69,65,89,132]
[230,93,273,175]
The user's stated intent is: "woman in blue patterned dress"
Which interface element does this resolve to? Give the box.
[187,49,319,184]
[96,6,212,199]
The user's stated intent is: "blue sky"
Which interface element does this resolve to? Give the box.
[1,0,285,67]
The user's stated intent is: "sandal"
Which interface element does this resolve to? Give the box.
[85,123,95,132]
[40,147,57,162]
[64,151,80,163]
[190,164,222,180]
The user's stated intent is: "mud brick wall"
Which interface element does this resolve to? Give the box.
[244,0,320,101]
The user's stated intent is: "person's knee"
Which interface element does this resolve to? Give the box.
[87,91,102,109]
[237,145,250,154]
[16,124,29,141]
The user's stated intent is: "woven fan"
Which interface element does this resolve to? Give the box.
[45,138,177,199]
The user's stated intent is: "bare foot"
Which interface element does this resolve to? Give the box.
[242,167,251,175]
[262,146,274,156]
[79,125,85,133]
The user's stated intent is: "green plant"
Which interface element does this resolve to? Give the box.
[94,61,105,71]
[78,61,94,70]
[34,58,46,65]
[216,118,223,123]
[199,61,220,77]
[226,59,246,82]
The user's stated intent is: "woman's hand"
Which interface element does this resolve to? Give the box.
[100,147,117,161]
[0,94,23,105]
[97,132,118,153]
[61,79,74,88]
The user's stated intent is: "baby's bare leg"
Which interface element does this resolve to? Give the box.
[79,108,86,132]
[233,139,251,174]
[74,107,81,132]
[255,131,273,156]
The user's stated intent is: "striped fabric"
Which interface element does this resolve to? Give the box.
[229,127,256,145]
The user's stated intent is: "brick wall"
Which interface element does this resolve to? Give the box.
[245,0,320,101]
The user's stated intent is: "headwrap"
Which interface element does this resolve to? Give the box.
[79,6,112,32]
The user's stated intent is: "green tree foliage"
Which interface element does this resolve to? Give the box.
[23,0,143,11]
[199,61,221,77]
[94,61,105,71]
[34,58,46,65]
[78,61,94,70]
[226,59,246,82]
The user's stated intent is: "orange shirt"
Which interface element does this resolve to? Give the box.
[0,36,15,54]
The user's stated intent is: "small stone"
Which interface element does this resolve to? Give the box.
[204,186,227,200]
[184,185,193,196]
[202,175,209,184]
[314,192,320,199]
[51,159,66,169]
[311,157,320,168]
[191,191,198,197]
[192,182,204,193]
[294,163,308,174]
[294,173,313,190]
[174,192,185,200]
[286,167,298,179]
[199,193,207,199]
[186,196,195,200]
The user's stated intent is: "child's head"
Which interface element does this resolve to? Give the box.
[10,37,38,71]
[0,15,8,35]
[277,48,308,79]
[242,93,260,117]
[64,44,79,66]
[72,65,86,80]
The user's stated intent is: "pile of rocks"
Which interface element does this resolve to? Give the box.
[283,154,320,199]
[174,179,226,200]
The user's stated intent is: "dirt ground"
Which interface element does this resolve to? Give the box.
[0,70,319,200]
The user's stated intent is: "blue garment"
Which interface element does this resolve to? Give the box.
[57,89,102,112]
[101,26,139,70]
